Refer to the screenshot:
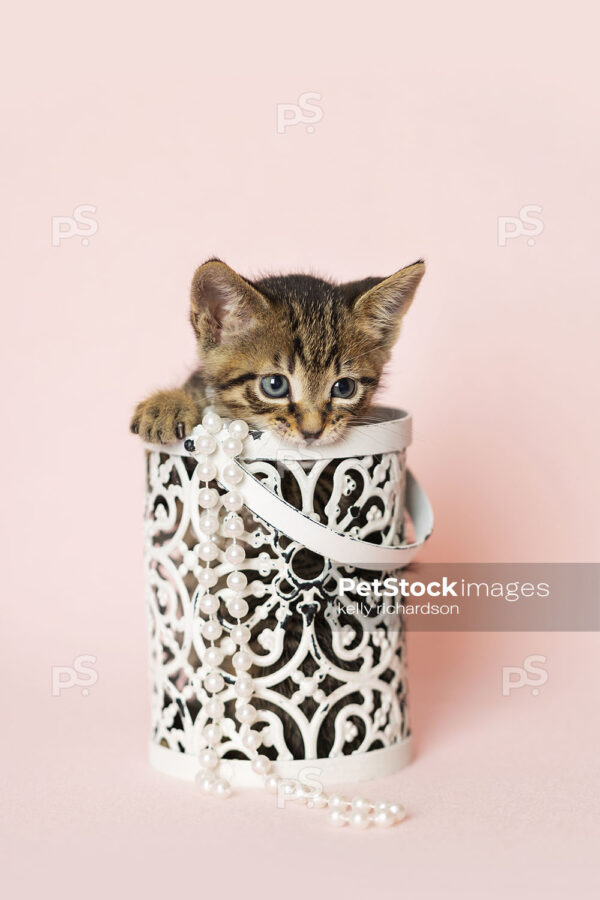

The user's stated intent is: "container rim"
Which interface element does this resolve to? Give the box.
[143,405,412,460]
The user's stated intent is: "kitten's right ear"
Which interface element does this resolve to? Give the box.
[350,260,425,349]
[190,259,269,351]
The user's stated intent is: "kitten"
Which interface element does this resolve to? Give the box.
[130,258,425,444]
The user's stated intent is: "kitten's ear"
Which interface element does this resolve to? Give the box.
[190,259,269,350]
[351,260,425,348]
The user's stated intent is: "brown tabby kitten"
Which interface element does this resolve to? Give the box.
[130,258,425,444]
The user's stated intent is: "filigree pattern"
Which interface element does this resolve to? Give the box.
[145,448,410,763]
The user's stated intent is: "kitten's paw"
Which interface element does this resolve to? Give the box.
[130,390,199,444]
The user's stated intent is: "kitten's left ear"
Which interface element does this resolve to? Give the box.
[190,259,270,352]
[352,260,425,348]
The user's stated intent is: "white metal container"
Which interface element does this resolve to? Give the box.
[143,406,432,787]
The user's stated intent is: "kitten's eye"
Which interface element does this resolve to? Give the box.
[331,377,357,399]
[260,374,290,398]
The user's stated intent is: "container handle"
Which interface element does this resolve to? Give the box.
[230,465,433,572]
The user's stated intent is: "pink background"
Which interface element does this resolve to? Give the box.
[2,1,599,898]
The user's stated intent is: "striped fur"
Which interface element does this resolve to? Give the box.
[131,259,425,445]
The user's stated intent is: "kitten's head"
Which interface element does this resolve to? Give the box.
[190,259,425,445]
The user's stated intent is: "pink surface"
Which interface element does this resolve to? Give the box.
[2,1,599,898]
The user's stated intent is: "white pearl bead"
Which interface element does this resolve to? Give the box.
[223,436,243,457]
[231,624,251,645]
[197,567,217,588]
[279,779,299,799]
[201,620,222,642]
[204,671,224,693]
[202,412,222,435]
[204,696,225,719]
[222,515,244,538]
[236,703,257,725]
[251,754,272,775]
[294,786,311,805]
[227,571,247,592]
[198,512,220,535]
[227,597,249,619]
[264,774,280,794]
[199,594,219,615]
[198,487,219,509]
[222,462,243,485]
[211,777,232,798]
[232,650,251,672]
[229,419,249,440]
[374,809,396,828]
[234,679,254,700]
[204,646,224,668]
[197,460,217,482]
[328,810,348,828]
[198,541,219,562]
[225,543,246,565]
[351,797,372,812]
[197,434,217,455]
[198,770,216,792]
[198,748,219,769]
[387,802,406,822]
[307,793,329,809]
[203,723,222,745]
[349,811,371,830]
[242,729,261,751]
[222,491,243,512]
[328,794,349,811]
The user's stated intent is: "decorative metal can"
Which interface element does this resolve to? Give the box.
[143,406,432,788]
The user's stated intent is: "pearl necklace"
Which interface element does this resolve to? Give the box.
[188,408,407,830]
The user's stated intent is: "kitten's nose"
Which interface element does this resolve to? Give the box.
[298,409,324,442]
[300,428,323,443]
